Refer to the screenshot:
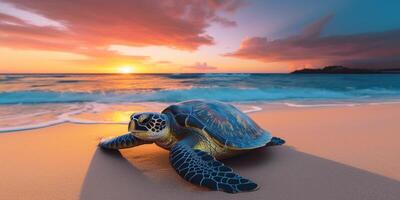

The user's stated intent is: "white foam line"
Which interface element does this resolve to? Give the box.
[367,101,400,105]
[243,106,263,113]
[0,110,51,120]
[284,101,400,108]
[66,118,129,125]
[283,102,357,108]
[0,119,65,133]
[0,117,129,133]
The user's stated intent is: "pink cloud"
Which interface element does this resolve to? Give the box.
[207,0,247,12]
[212,16,237,27]
[0,0,242,64]
[0,13,26,25]
[156,60,172,64]
[226,15,400,69]
[183,62,217,71]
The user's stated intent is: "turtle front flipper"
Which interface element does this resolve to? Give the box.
[169,142,258,193]
[99,133,150,150]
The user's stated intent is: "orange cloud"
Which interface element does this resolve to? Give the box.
[0,0,242,66]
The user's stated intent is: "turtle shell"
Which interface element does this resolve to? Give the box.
[162,100,272,149]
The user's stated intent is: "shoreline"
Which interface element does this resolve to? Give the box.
[2,100,400,134]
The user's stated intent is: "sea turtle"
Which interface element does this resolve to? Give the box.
[99,100,285,193]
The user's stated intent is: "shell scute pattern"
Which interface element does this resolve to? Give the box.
[178,100,271,149]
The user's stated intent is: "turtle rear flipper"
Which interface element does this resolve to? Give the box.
[99,133,150,150]
[170,142,258,193]
[265,137,285,147]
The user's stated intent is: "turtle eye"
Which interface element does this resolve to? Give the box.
[138,114,150,125]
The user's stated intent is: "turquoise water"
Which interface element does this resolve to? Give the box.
[1,73,400,132]
[1,73,400,104]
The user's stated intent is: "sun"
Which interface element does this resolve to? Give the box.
[117,65,135,74]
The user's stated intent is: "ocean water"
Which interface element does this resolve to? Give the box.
[1,73,400,132]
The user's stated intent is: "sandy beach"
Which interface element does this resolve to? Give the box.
[2,0,400,199]
[0,103,399,200]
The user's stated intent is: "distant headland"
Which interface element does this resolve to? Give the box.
[291,66,400,74]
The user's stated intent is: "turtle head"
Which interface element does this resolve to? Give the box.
[128,112,169,141]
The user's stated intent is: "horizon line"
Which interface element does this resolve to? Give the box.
[0,72,289,75]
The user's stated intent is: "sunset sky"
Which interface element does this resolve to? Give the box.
[0,0,399,73]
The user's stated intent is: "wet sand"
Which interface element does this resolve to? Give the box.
[0,104,399,199]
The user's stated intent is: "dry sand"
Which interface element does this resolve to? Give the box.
[0,104,399,200]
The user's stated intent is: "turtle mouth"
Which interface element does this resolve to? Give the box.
[129,130,161,141]
[128,130,147,134]
[128,120,134,131]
